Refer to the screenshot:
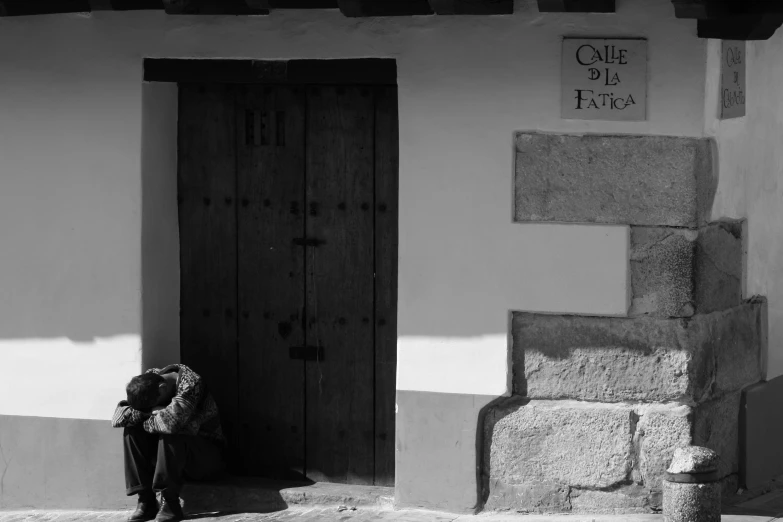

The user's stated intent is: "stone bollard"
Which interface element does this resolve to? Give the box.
[663,446,722,522]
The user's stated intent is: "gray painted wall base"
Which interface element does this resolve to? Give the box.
[395,390,499,514]
[741,375,783,489]
[0,415,134,510]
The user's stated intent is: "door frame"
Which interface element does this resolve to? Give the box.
[153,57,399,485]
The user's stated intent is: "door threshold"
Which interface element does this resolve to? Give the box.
[181,475,394,514]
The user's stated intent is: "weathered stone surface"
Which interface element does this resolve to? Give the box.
[485,398,633,487]
[514,133,716,227]
[662,480,721,522]
[513,301,764,403]
[629,221,743,318]
[720,473,740,497]
[569,486,652,514]
[630,227,697,318]
[513,315,706,403]
[636,405,692,490]
[693,392,742,479]
[483,400,703,513]
[703,304,765,396]
[484,480,571,514]
[483,395,746,513]
[667,446,719,474]
[483,398,633,512]
[695,220,744,314]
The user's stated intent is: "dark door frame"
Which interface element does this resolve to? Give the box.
[159,57,399,485]
[144,57,396,85]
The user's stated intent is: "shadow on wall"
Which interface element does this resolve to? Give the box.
[141,82,181,371]
[474,395,510,512]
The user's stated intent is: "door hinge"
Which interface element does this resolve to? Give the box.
[289,346,325,361]
[292,237,325,247]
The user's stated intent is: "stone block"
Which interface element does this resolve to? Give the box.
[483,398,743,513]
[483,398,633,512]
[697,301,765,396]
[694,221,744,314]
[569,486,653,514]
[636,405,693,490]
[514,133,716,227]
[513,300,764,403]
[629,221,743,318]
[693,392,742,479]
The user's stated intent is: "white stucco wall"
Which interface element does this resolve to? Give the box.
[705,35,783,379]
[0,0,707,419]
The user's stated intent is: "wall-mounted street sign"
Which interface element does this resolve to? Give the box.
[561,38,647,121]
[720,40,746,119]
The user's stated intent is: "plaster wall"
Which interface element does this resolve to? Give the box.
[0,0,707,511]
[705,35,783,379]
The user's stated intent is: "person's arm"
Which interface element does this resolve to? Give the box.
[111,401,151,428]
[142,385,199,434]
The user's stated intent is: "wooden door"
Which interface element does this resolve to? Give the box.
[304,85,376,483]
[177,84,240,463]
[178,82,397,485]
[235,85,307,478]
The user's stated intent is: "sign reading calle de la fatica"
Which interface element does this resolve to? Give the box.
[720,40,746,119]
[561,38,648,121]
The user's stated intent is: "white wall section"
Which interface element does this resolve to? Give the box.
[705,37,783,378]
[0,336,140,420]
[0,0,707,414]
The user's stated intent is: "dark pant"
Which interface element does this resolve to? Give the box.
[124,426,225,498]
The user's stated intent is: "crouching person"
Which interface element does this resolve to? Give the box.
[112,364,226,522]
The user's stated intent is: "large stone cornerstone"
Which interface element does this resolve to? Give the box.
[513,133,716,227]
[483,301,765,514]
[513,301,765,404]
[629,221,744,318]
[488,132,768,514]
[482,396,740,514]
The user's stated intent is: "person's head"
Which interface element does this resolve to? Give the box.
[126,373,174,411]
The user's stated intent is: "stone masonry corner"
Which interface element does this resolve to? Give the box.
[514,133,716,227]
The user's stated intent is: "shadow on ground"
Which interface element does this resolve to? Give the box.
[181,472,311,515]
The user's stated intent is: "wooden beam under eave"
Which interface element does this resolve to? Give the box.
[671,0,714,19]
[88,0,114,10]
[537,0,614,13]
[427,0,512,15]
[109,0,164,9]
[337,0,432,17]
[245,0,271,9]
[697,14,783,40]
[268,0,338,7]
[0,0,91,16]
[163,0,267,14]
[673,0,783,19]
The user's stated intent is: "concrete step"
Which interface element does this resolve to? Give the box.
[180,476,394,514]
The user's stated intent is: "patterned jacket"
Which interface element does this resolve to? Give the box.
[111,364,225,445]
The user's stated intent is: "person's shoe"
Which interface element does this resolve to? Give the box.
[128,493,159,522]
[155,494,185,522]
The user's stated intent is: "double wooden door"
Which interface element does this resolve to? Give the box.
[177,83,397,485]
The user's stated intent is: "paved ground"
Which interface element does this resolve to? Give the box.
[0,507,778,522]
[5,481,783,522]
